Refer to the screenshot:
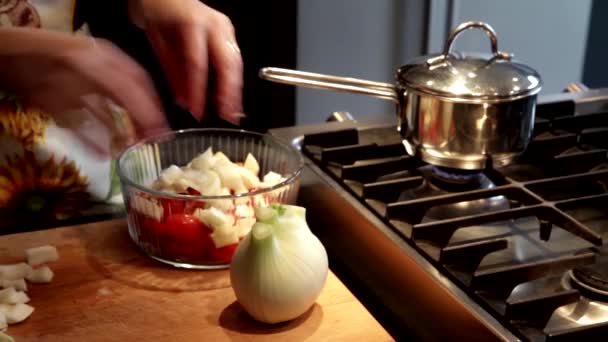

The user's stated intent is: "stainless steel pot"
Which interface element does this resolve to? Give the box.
[259,21,542,170]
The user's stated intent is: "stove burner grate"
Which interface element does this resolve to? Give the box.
[296,101,608,341]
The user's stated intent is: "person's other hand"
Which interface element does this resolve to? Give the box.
[0,28,169,152]
[130,0,244,124]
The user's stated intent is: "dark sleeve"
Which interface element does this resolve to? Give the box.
[74,1,297,133]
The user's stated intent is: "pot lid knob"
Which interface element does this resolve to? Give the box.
[398,21,543,102]
[426,21,512,67]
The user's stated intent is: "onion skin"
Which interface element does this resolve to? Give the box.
[229,205,328,324]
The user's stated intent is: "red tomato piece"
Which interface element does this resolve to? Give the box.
[130,213,151,243]
[165,214,205,241]
[138,216,170,240]
[132,214,174,256]
[160,198,185,219]
[183,200,207,215]
[186,187,201,196]
[209,243,239,263]
[161,214,213,262]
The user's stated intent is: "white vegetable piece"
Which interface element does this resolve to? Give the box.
[234,196,251,205]
[182,168,206,183]
[262,171,283,186]
[0,264,32,281]
[152,148,286,201]
[205,188,235,211]
[199,170,222,196]
[190,147,216,171]
[210,224,239,248]
[26,266,54,284]
[193,207,235,230]
[25,245,59,266]
[234,218,256,238]
[174,177,199,193]
[0,303,34,324]
[214,164,247,194]
[159,165,183,187]
[234,203,255,219]
[243,153,260,176]
[0,279,26,292]
[252,194,271,209]
[230,204,329,324]
[213,151,232,166]
[0,288,29,305]
[238,166,260,189]
[131,195,163,221]
[0,311,6,331]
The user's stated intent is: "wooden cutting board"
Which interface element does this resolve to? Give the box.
[0,219,393,342]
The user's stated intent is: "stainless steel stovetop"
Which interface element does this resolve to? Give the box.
[270,87,608,341]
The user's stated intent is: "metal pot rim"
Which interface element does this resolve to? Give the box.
[400,84,542,104]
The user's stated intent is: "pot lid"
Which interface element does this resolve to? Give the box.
[397,21,542,101]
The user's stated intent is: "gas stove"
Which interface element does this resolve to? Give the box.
[269,88,608,341]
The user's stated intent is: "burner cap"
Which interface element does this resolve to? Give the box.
[570,262,608,295]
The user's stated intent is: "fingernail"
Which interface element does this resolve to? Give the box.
[221,112,246,126]
[226,40,241,55]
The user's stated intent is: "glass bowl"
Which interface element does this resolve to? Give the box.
[117,128,303,269]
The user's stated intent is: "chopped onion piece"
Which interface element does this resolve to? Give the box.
[263,171,283,186]
[26,266,54,284]
[238,166,260,189]
[0,288,29,305]
[235,218,256,238]
[213,151,231,166]
[25,245,59,266]
[0,280,26,292]
[235,203,255,219]
[243,153,260,176]
[194,207,235,230]
[174,178,199,193]
[190,147,216,170]
[205,188,235,211]
[215,164,247,194]
[0,264,32,281]
[210,224,239,248]
[0,304,34,324]
[159,165,183,186]
[131,195,163,221]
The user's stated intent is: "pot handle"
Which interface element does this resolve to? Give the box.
[259,67,399,103]
[427,21,512,67]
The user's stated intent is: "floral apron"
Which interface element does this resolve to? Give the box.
[0,0,122,231]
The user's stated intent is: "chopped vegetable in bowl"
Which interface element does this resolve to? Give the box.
[117,128,303,269]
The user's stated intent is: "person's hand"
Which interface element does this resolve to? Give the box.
[0,28,169,153]
[129,0,244,124]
